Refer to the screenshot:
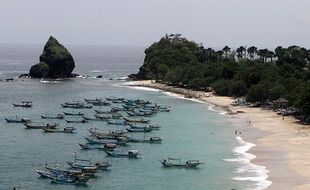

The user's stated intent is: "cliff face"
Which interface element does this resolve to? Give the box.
[29,36,75,78]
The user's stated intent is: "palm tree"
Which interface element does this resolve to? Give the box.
[247,46,258,60]
[222,46,231,60]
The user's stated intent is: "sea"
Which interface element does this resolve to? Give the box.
[0,44,271,190]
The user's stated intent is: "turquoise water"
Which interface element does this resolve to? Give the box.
[0,45,261,190]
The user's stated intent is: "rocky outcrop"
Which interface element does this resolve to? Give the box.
[29,36,75,78]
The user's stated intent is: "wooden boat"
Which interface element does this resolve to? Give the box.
[122,117,150,124]
[79,143,117,151]
[107,120,128,125]
[51,175,89,185]
[123,136,162,143]
[65,119,89,123]
[5,117,30,123]
[25,122,58,129]
[126,111,153,117]
[43,127,76,133]
[63,112,84,116]
[41,114,64,119]
[159,158,204,168]
[89,129,126,139]
[126,127,152,133]
[104,149,139,158]
[12,101,32,108]
[84,137,122,145]
[61,104,92,109]
[84,98,102,103]
[111,106,128,112]
[94,114,112,120]
[36,169,59,179]
[67,156,111,170]
[129,124,161,130]
[94,109,116,114]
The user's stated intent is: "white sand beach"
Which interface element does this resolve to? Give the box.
[125,80,310,190]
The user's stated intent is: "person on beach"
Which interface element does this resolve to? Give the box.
[235,130,237,135]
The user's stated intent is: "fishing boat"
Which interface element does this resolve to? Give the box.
[159,158,204,168]
[63,112,84,116]
[126,127,152,133]
[88,129,126,139]
[106,97,125,103]
[65,119,89,123]
[41,114,64,119]
[84,137,122,145]
[94,114,112,120]
[12,101,32,108]
[79,143,117,151]
[91,101,110,106]
[107,119,128,125]
[111,106,128,112]
[36,169,59,179]
[67,155,112,170]
[123,136,162,143]
[64,101,83,105]
[51,175,89,185]
[94,109,116,114]
[25,122,58,129]
[61,103,92,109]
[43,127,76,133]
[5,117,30,123]
[129,124,161,130]
[126,111,154,117]
[104,149,140,158]
[84,98,102,103]
[122,117,150,123]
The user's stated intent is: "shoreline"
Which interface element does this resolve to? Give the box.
[124,80,310,190]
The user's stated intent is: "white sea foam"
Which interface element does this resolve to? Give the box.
[224,136,272,190]
[90,70,103,73]
[40,79,63,84]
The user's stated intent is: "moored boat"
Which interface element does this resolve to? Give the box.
[5,117,30,123]
[63,112,84,116]
[41,114,64,119]
[65,119,88,123]
[126,127,152,133]
[104,149,140,158]
[12,101,32,108]
[43,127,76,133]
[159,158,204,168]
[25,122,58,129]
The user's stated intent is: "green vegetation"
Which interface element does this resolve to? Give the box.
[130,34,310,116]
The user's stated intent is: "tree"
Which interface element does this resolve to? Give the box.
[247,46,258,60]
[236,46,246,60]
[222,46,231,60]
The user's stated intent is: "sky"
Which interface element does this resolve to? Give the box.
[0,0,310,48]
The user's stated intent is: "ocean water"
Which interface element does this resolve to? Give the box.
[0,45,269,190]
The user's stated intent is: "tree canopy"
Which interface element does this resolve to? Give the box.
[130,34,310,116]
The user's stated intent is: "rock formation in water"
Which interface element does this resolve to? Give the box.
[29,36,75,78]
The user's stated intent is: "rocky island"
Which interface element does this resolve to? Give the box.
[28,36,75,78]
